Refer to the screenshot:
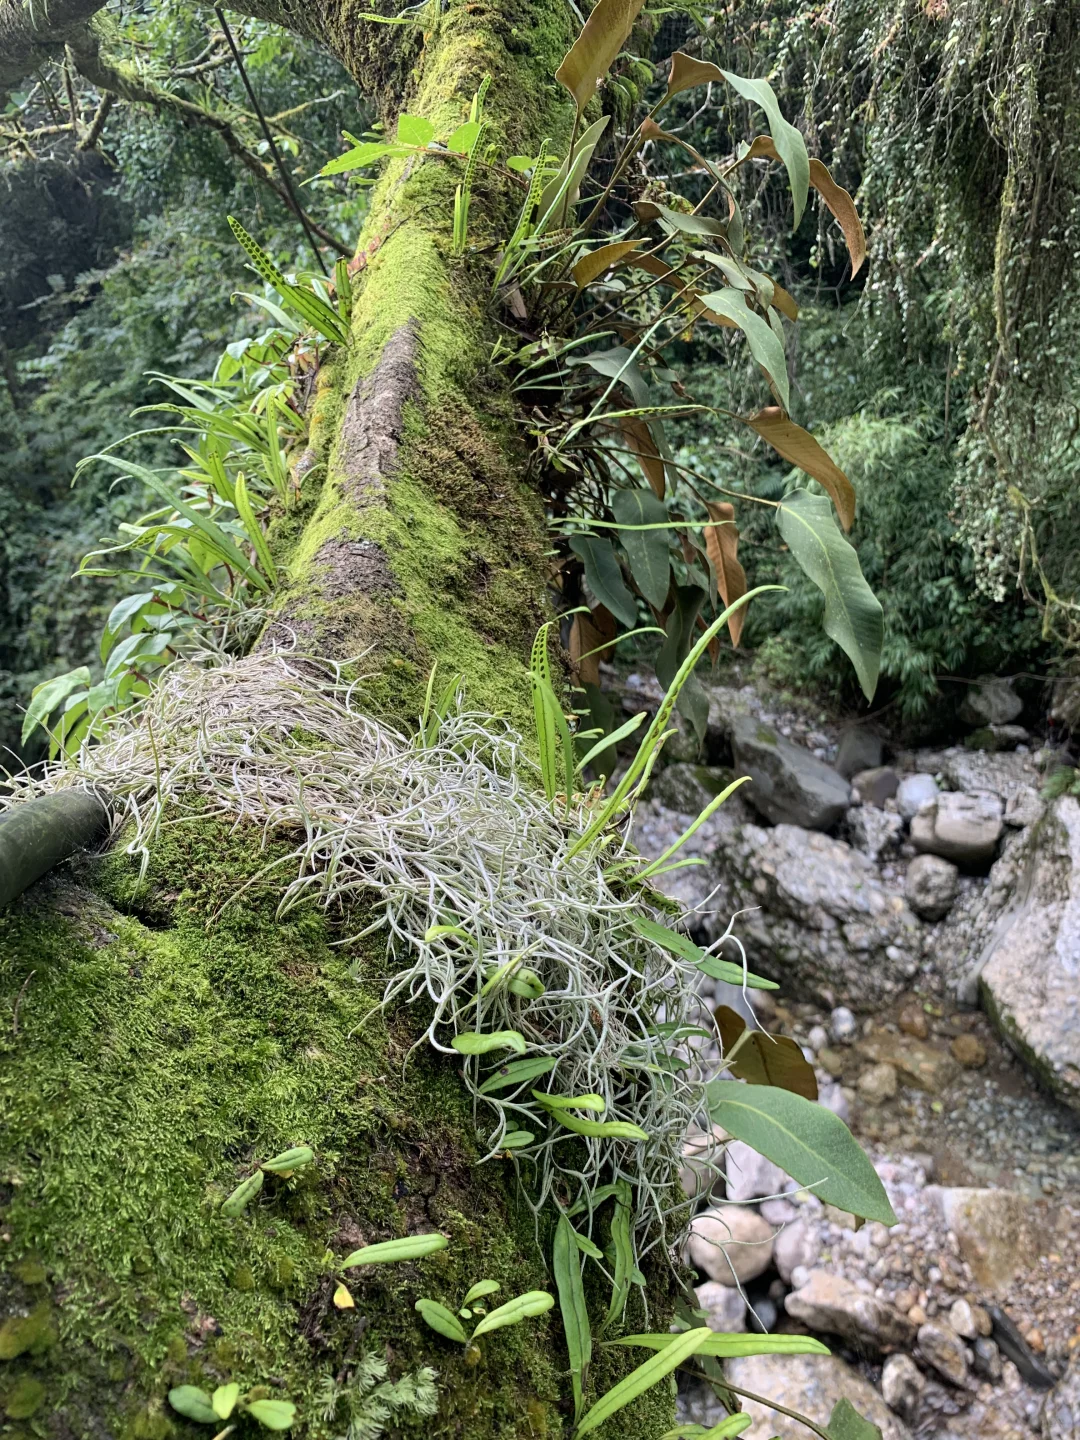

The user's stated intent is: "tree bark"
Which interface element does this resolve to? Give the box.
[0,5,678,1437]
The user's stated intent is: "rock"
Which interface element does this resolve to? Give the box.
[725,1353,915,1440]
[905,852,960,921]
[924,1187,1044,1291]
[851,765,899,806]
[949,1298,979,1339]
[857,1030,960,1094]
[898,773,939,820]
[772,1217,821,1283]
[709,824,922,1006]
[979,796,1080,1109]
[950,1033,987,1068]
[830,1006,858,1043]
[724,1140,788,1204]
[881,1353,926,1422]
[837,728,885,779]
[973,1337,1003,1381]
[784,1269,917,1352]
[694,1280,748,1334]
[917,1319,970,1386]
[848,803,905,860]
[1006,785,1044,828]
[730,714,852,830]
[959,676,1023,728]
[807,1024,830,1053]
[685,1206,775,1286]
[680,1124,728,1199]
[1041,1353,1079,1439]
[759,1197,799,1226]
[964,723,1029,752]
[857,1061,899,1104]
[911,791,1004,868]
[817,1046,847,1077]
[651,763,735,817]
[898,1003,929,1039]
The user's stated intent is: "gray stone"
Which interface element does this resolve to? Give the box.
[694,1280,747,1334]
[1006,785,1044,828]
[911,791,1004,868]
[830,1005,858,1043]
[973,1337,1003,1381]
[724,1139,788,1204]
[948,1298,979,1339]
[1041,1353,1079,1439]
[906,853,960,921]
[710,824,922,1007]
[772,1217,822,1283]
[784,1269,917,1351]
[725,1353,915,1440]
[923,1186,1045,1290]
[979,796,1080,1109]
[684,1205,775,1285]
[917,1320,970,1386]
[857,1060,899,1104]
[959,675,1023,728]
[857,1030,960,1093]
[836,727,885,778]
[881,1353,926,1422]
[651,763,735,817]
[730,713,852,830]
[680,1124,728,1200]
[851,765,900,806]
[897,772,939,819]
[848,804,904,861]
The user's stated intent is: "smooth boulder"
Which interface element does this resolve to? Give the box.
[684,1205,774,1285]
[725,1353,914,1440]
[730,714,851,830]
[905,852,960,921]
[959,675,1023,727]
[911,790,1004,868]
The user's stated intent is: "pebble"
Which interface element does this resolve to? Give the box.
[831,1006,858,1043]
[808,1024,830,1052]
[858,1061,899,1104]
[898,1004,930,1040]
[881,1353,925,1421]
[950,1298,979,1338]
[918,1319,971,1385]
[951,1033,988,1068]
[972,1337,1003,1380]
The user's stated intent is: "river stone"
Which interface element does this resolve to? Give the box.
[680,1124,728,1200]
[905,853,960,921]
[881,1353,926,1422]
[724,1139,788,1203]
[959,675,1023,727]
[725,1353,915,1440]
[852,765,900,806]
[773,1216,822,1283]
[857,1061,899,1104]
[848,803,904,860]
[979,795,1080,1109]
[836,727,884,778]
[695,1280,748,1333]
[709,824,922,1006]
[784,1269,917,1351]
[917,1319,970,1386]
[857,1029,960,1094]
[911,791,1004,868]
[897,772,939,819]
[1042,1352,1080,1439]
[651,762,735,817]
[684,1205,774,1285]
[924,1186,1045,1290]
[730,713,852,829]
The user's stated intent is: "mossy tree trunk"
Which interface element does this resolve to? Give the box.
[0,5,677,1438]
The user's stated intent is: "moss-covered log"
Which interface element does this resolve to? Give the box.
[1,3,678,1437]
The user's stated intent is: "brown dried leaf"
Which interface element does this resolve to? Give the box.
[570,606,616,687]
[746,407,856,531]
[704,502,748,647]
[664,50,724,104]
[715,1005,819,1101]
[573,239,642,289]
[556,0,647,113]
[622,416,665,500]
[742,136,866,278]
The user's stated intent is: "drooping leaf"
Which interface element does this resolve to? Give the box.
[720,73,809,228]
[477,1056,558,1094]
[261,1146,314,1175]
[555,0,647,112]
[169,1387,218,1424]
[622,416,666,500]
[705,1080,897,1224]
[451,1030,527,1055]
[663,50,725,104]
[697,289,789,410]
[613,1332,830,1359]
[612,488,670,609]
[576,1326,712,1436]
[827,1398,884,1440]
[244,1400,296,1431]
[415,1298,468,1344]
[21,667,92,743]
[471,1289,555,1338]
[569,535,638,628]
[570,605,615,687]
[220,1169,263,1218]
[554,1214,592,1421]
[234,472,277,585]
[318,140,406,176]
[704,503,748,646]
[747,407,856,530]
[714,1005,819,1101]
[212,1384,240,1421]
[743,137,865,276]
[631,916,778,989]
[655,583,708,742]
[397,112,434,146]
[534,1094,648,1142]
[651,205,729,240]
[775,490,882,701]
[536,115,610,233]
[341,1232,449,1267]
[573,240,642,289]
[568,344,652,409]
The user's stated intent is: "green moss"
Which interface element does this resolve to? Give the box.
[0,1304,56,1360]
[5,1377,46,1419]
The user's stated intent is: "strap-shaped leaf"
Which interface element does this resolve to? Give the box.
[747,407,855,530]
[775,489,882,700]
[576,1326,712,1436]
[697,289,789,410]
[613,1331,830,1358]
[471,1289,554,1338]
[555,0,646,112]
[22,667,92,744]
[719,71,809,228]
[415,1299,468,1344]
[452,1030,527,1055]
[631,916,777,990]
[478,1056,558,1094]
[554,1215,591,1422]
[341,1232,448,1267]
[611,488,670,609]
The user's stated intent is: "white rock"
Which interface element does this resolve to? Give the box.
[949,1298,978,1339]
[917,1320,969,1386]
[685,1205,775,1285]
[881,1353,926,1422]
[680,1124,728,1200]
[725,1354,914,1440]
[725,1139,788,1203]
[772,1217,822,1283]
[785,1269,917,1350]
[695,1280,748,1333]
[897,773,939,819]
[831,1006,858,1043]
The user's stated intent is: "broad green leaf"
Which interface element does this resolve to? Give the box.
[697,288,789,410]
[612,488,670,609]
[415,1298,468,1343]
[478,1056,558,1094]
[397,113,434,146]
[22,667,92,743]
[261,1146,314,1174]
[101,592,155,660]
[168,1387,217,1424]
[567,343,652,410]
[827,1398,883,1440]
[652,205,729,239]
[569,535,638,629]
[631,915,778,989]
[341,1232,448,1267]
[244,1400,296,1431]
[212,1384,240,1421]
[451,1030,527,1056]
[577,1326,712,1436]
[471,1289,554,1338]
[463,1279,501,1307]
[220,1169,263,1218]
[554,1215,591,1422]
[613,1332,831,1359]
[720,71,809,228]
[555,0,646,113]
[573,240,642,289]
[576,681,621,783]
[775,489,882,701]
[705,1081,897,1224]
[447,119,481,153]
[747,407,855,530]
[498,1129,535,1149]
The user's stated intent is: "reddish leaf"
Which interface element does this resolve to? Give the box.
[573,240,642,289]
[746,408,856,531]
[743,136,866,278]
[704,502,748,647]
[622,417,665,500]
[715,1005,819,1101]
[570,606,616,687]
[556,0,647,113]
[663,51,724,104]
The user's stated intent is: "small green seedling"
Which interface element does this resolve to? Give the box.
[219,1146,315,1218]
[332,1231,449,1308]
[415,1279,554,1348]
[169,1383,296,1432]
